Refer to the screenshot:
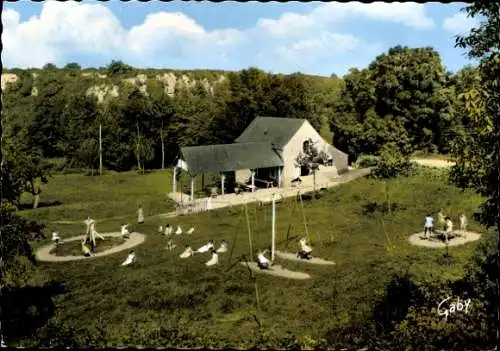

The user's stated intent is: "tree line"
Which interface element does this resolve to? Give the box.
[4,47,479,174]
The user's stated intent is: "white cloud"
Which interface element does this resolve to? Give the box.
[311,2,435,30]
[1,1,435,74]
[442,12,479,34]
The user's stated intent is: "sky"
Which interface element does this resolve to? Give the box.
[2,0,481,76]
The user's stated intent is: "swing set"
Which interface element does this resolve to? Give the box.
[224,199,311,280]
[225,191,336,279]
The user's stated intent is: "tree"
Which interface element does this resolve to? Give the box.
[331,47,451,161]
[146,86,175,170]
[371,143,414,180]
[64,62,81,70]
[42,63,57,70]
[27,76,66,158]
[211,67,274,143]
[294,138,330,196]
[269,73,320,130]
[61,94,100,170]
[120,88,155,172]
[106,60,133,76]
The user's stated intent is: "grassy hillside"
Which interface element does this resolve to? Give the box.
[15,166,492,348]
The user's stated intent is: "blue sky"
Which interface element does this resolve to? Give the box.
[3,1,480,76]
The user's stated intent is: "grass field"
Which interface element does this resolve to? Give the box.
[16,166,493,348]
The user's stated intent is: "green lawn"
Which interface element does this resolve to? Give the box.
[16,167,492,348]
[18,170,177,229]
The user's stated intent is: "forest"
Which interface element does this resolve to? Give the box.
[1,0,499,347]
[3,45,477,177]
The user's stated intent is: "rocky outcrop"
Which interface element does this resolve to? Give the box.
[156,72,178,96]
[86,84,120,104]
[1,71,227,99]
[1,73,18,90]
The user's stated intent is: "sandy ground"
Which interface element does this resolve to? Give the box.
[412,158,456,168]
[408,230,481,248]
[166,168,372,215]
[35,232,146,262]
[274,250,336,265]
[241,262,311,280]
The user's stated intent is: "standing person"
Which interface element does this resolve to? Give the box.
[444,216,453,243]
[437,210,446,231]
[424,214,434,238]
[459,213,468,231]
[84,217,93,236]
[137,205,144,224]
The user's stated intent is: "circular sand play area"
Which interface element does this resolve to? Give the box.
[36,232,146,262]
[408,230,481,248]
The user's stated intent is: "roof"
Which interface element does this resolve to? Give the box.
[180,142,284,174]
[235,116,305,148]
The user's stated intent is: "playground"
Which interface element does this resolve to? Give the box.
[18,166,491,348]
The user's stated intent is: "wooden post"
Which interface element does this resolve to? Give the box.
[277,167,282,188]
[221,173,226,195]
[99,123,103,176]
[190,175,195,202]
[251,170,255,193]
[245,204,253,262]
[173,167,177,193]
[298,191,311,242]
[271,193,276,261]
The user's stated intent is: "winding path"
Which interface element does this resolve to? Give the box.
[36,232,146,262]
[411,158,456,168]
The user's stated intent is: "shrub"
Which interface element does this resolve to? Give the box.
[371,144,415,179]
[356,154,380,168]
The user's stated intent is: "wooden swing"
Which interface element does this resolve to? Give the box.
[274,191,336,266]
[240,199,311,280]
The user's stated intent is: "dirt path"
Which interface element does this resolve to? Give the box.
[408,231,481,248]
[274,250,336,265]
[35,232,146,262]
[412,158,456,168]
[241,262,311,280]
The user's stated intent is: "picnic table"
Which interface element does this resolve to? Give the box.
[254,178,274,188]
[238,183,256,192]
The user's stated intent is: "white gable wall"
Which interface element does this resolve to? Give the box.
[281,120,334,185]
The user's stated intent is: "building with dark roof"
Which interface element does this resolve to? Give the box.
[173,117,348,199]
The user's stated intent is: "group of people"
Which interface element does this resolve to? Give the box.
[423,211,468,241]
[80,216,106,256]
[83,205,146,257]
[158,224,195,236]
[179,240,229,266]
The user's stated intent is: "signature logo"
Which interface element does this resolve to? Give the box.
[438,297,471,321]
